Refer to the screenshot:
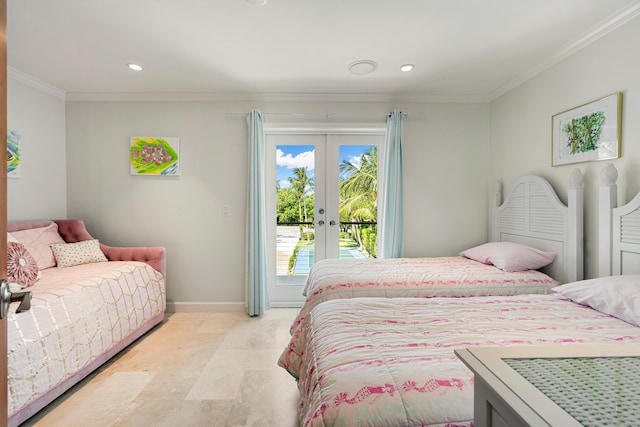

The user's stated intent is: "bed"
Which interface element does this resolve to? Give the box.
[280,171,584,375]
[296,292,640,427]
[6,220,166,427]
[284,165,640,427]
[297,171,583,316]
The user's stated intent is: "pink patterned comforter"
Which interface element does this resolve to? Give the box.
[280,256,557,376]
[292,295,640,427]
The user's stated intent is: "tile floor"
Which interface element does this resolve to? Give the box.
[25,309,301,427]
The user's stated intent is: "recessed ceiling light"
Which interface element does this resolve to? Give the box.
[400,64,415,72]
[348,60,378,75]
[127,63,143,71]
[246,0,267,5]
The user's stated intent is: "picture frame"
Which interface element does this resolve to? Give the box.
[7,130,22,179]
[552,92,621,166]
[130,136,180,176]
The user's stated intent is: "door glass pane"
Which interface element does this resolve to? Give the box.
[276,145,315,286]
[338,145,377,259]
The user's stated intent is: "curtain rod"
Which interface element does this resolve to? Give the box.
[228,112,421,118]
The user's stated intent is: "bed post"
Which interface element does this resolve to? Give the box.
[567,169,584,282]
[598,163,618,277]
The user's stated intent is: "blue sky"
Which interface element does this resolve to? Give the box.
[276,145,371,188]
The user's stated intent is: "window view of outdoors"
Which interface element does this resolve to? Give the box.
[276,144,377,286]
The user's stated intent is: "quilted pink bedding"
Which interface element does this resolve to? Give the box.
[292,295,640,427]
[8,261,165,425]
[280,256,557,376]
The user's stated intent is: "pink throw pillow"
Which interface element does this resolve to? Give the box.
[7,242,40,287]
[460,242,556,272]
[11,222,66,270]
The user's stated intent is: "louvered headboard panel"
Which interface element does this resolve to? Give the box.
[494,171,584,284]
[599,164,640,276]
[617,202,640,274]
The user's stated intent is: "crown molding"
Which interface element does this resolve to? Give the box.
[64,91,252,102]
[7,67,66,99]
[64,91,489,103]
[489,2,640,101]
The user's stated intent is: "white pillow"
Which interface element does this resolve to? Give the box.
[50,239,108,268]
[460,242,556,272]
[552,275,640,327]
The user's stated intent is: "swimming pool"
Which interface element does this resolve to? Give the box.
[292,246,367,275]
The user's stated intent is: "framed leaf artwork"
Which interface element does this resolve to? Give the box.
[552,93,621,166]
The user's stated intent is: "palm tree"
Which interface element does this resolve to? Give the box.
[339,147,377,251]
[288,167,314,236]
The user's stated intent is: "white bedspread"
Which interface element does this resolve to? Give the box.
[7,261,165,418]
[293,295,640,427]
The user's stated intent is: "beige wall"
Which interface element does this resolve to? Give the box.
[64,100,489,308]
[7,77,67,221]
[488,16,640,279]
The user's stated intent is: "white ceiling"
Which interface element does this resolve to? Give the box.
[7,0,640,101]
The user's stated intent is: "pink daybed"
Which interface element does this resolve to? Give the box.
[6,219,166,427]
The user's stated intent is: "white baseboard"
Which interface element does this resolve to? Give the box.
[166,301,246,313]
[269,301,304,308]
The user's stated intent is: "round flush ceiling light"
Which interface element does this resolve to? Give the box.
[400,64,415,72]
[348,60,378,75]
[126,63,143,71]
[246,0,267,5]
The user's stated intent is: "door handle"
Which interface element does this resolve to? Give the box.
[0,280,33,318]
[0,279,11,319]
[329,220,338,226]
[318,220,325,226]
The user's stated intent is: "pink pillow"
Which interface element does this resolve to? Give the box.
[7,242,40,287]
[460,242,556,272]
[10,222,66,270]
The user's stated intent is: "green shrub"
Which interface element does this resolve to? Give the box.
[300,232,315,241]
[288,244,300,273]
[360,227,377,258]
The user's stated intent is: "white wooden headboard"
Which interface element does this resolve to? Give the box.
[599,163,640,276]
[493,170,584,284]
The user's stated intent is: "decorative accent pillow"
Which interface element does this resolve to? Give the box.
[11,223,66,270]
[553,275,640,327]
[50,239,108,268]
[7,241,40,287]
[460,242,556,272]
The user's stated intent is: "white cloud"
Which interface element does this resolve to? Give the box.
[279,179,291,188]
[348,155,362,169]
[276,149,314,170]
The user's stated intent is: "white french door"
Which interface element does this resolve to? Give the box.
[266,132,384,306]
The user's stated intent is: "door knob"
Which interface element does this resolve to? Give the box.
[329,220,338,226]
[318,220,325,226]
[0,280,32,318]
[0,279,11,319]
